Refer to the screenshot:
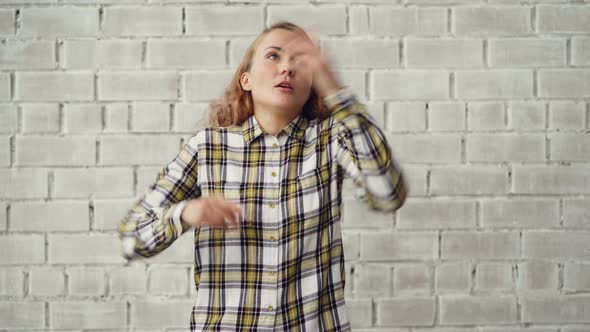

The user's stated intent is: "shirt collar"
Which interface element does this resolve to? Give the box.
[242,112,308,144]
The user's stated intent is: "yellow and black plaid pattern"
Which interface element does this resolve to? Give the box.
[118,87,406,331]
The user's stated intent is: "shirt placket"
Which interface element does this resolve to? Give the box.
[260,134,282,328]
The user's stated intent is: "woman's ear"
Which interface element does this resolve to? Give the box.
[240,72,252,91]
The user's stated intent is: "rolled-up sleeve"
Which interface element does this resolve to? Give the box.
[325,87,407,212]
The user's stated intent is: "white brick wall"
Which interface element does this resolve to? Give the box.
[1,1,589,331]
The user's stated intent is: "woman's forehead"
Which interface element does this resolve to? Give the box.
[258,29,299,53]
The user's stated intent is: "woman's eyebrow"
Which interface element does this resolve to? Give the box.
[265,46,283,52]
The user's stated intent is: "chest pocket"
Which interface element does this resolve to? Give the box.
[295,165,329,219]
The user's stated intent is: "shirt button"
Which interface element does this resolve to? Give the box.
[272,143,279,148]
[268,305,274,311]
[271,171,277,177]
[269,270,276,276]
[269,236,276,241]
[269,202,275,208]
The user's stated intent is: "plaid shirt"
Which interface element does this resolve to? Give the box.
[118,87,406,331]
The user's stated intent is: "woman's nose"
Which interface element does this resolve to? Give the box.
[280,56,296,76]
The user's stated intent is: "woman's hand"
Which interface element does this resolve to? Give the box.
[283,27,344,99]
[180,195,243,230]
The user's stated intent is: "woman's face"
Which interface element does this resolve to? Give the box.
[241,28,313,117]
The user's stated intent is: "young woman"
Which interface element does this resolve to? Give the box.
[119,21,407,331]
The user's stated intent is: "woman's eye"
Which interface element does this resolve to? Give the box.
[267,53,279,60]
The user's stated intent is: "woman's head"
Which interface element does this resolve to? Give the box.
[208,21,329,127]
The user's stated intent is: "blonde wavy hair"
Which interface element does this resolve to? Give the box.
[207,21,330,128]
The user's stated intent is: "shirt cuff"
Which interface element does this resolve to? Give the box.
[322,86,357,111]
[172,200,188,237]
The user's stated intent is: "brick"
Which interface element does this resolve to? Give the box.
[428,102,465,131]
[386,102,426,132]
[0,73,9,100]
[149,266,188,295]
[435,261,470,292]
[21,103,60,133]
[353,263,391,296]
[105,103,129,132]
[137,165,165,192]
[0,135,9,167]
[228,36,256,68]
[0,104,17,133]
[133,102,171,132]
[20,7,98,37]
[371,70,448,100]
[268,6,345,35]
[483,328,556,332]
[184,70,233,101]
[549,101,586,130]
[518,261,558,290]
[457,70,534,99]
[539,69,590,98]
[132,300,195,329]
[475,262,513,290]
[393,264,431,294]
[0,168,48,199]
[522,295,590,323]
[53,168,133,198]
[454,7,530,35]
[10,201,89,232]
[564,263,590,291]
[349,6,369,35]
[147,39,226,69]
[51,301,126,329]
[67,267,106,296]
[361,231,438,261]
[370,7,446,36]
[103,6,181,36]
[0,40,55,69]
[341,231,359,261]
[187,6,263,35]
[0,267,23,296]
[64,103,103,133]
[98,71,178,101]
[466,134,545,162]
[407,38,483,67]
[538,5,590,33]
[572,37,590,66]
[513,166,590,194]
[523,231,590,260]
[375,297,435,326]
[0,202,6,231]
[15,136,95,166]
[440,296,517,324]
[342,196,393,229]
[63,39,142,69]
[15,71,94,101]
[29,267,65,297]
[0,234,45,265]
[551,134,590,161]
[386,134,462,164]
[101,135,179,166]
[93,198,135,231]
[337,71,367,101]
[480,199,559,228]
[430,166,508,196]
[564,198,590,228]
[468,102,505,130]
[346,298,372,329]
[0,10,15,36]
[507,101,546,130]
[48,234,124,264]
[149,232,196,264]
[489,38,565,67]
[397,199,476,229]
[400,165,427,197]
[442,231,520,259]
[323,39,398,68]
[110,265,147,296]
[174,103,210,132]
[0,301,45,329]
